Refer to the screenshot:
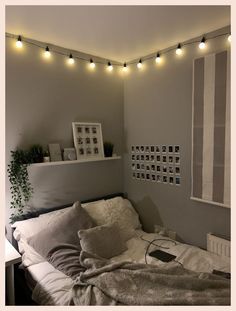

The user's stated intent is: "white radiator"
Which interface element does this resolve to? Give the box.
[207,233,230,258]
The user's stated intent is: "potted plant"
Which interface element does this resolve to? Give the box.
[103,142,114,157]
[7,144,44,223]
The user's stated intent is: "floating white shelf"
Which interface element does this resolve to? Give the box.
[29,156,121,167]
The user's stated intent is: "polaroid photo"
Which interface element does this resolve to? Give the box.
[163,175,168,183]
[175,156,180,164]
[151,164,155,171]
[150,145,155,153]
[140,154,145,161]
[156,146,160,153]
[175,166,180,175]
[78,137,83,145]
[146,164,150,171]
[86,137,90,144]
[131,163,136,170]
[136,163,140,170]
[79,148,84,155]
[168,156,173,163]
[145,146,150,153]
[141,172,145,180]
[131,146,135,153]
[168,145,173,153]
[132,154,135,161]
[151,174,156,182]
[162,165,167,173]
[136,155,140,161]
[77,127,83,134]
[162,156,167,163]
[132,172,136,179]
[94,147,99,154]
[156,165,161,172]
[85,127,90,134]
[141,163,145,170]
[146,154,150,161]
[156,175,161,182]
[86,147,91,155]
[169,166,174,174]
[146,173,150,181]
[169,176,174,185]
[175,145,180,154]
[156,155,161,162]
[92,127,97,134]
[150,155,155,162]
[175,176,181,186]
[140,146,145,153]
[136,172,140,179]
[92,137,97,144]
[136,146,140,152]
[162,145,167,153]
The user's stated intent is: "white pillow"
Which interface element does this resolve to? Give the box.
[83,197,141,241]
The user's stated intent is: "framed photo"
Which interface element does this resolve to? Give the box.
[72,122,104,159]
[48,143,62,162]
[63,148,77,161]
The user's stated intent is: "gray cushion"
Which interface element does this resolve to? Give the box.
[78,223,127,259]
[28,201,95,258]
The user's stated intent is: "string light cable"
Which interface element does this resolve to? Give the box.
[6,31,230,70]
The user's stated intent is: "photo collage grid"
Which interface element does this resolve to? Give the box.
[75,125,100,157]
[131,145,181,186]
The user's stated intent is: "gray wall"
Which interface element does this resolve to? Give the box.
[123,26,230,248]
[5,37,124,235]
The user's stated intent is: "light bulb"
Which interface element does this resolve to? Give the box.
[228,34,231,42]
[176,43,182,55]
[155,53,161,63]
[90,59,95,68]
[107,61,113,71]
[16,35,23,48]
[137,59,142,69]
[199,37,206,49]
[68,54,75,64]
[44,46,51,58]
[123,63,128,72]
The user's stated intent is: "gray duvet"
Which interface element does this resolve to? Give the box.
[62,250,231,306]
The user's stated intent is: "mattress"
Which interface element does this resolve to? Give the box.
[21,229,230,306]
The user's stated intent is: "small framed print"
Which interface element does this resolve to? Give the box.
[168,156,173,163]
[151,164,155,171]
[169,166,174,174]
[169,176,174,185]
[141,163,145,170]
[136,146,140,152]
[175,145,180,153]
[146,164,150,171]
[151,174,156,182]
[162,165,167,173]
[162,156,167,163]
[141,172,145,180]
[136,163,140,170]
[136,172,140,179]
[146,173,150,181]
[175,156,180,164]
[136,155,140,161]
[131,163,136,170]
[150,155,155,162]
[63,148,77,161]
[132,172,136,179]
[72,122,104,159]
[156,165,161,172]
[156,155,161,162]
[168,146,173,153]
[145,146,150,153]
[175,166,180,175]
[150,145,155,153]
[175,176,181,186]
[48,143,62,162]
[162,145,167,153]
[156,146,160,153]
[132,154,135,161]
[140,146,145,153]
[156,174,161,182]
[140,154,145,161]
[131,146,135,153]
[145,154,150,161]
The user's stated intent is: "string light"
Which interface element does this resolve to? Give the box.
[176,43,182,55]
[16,35,23,48]
[107,61,113,71]
[228,34,231,42]
[44,46,51,58]
[199,37,206,49]
[123,62,128,72]
[90,58,95,68]
[137,59,143,69]
[68,53,75,65]
[155,52,161,63]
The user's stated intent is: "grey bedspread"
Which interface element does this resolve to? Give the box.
[68,251,230,306]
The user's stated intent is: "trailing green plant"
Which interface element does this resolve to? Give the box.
[7,144,44,223]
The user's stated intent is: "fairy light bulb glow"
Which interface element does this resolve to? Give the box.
[155,53,161,63]
[137,59,143,69]
[228,34,231,42]
[44,46,51,58]
[90,59,95,68]
[107,61,113,71]
[16,35,23,48]
[199,37,206,49]
[123,63,128,72]
[68,54,75,64]
[176,43,182,55]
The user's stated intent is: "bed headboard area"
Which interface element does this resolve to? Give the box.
[12,192,125,222]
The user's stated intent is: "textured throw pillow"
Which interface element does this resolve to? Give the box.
[27,201,95,258]
[78,223,127,259]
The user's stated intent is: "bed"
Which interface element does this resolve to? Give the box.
[12,195,230,305]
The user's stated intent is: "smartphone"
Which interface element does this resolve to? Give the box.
[149,249,176,262]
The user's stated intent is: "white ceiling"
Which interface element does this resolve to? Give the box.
[6,5,230,62]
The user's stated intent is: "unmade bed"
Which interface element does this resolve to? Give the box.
[12,196,230,305]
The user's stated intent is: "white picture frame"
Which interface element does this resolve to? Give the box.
[72,122,104,159]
